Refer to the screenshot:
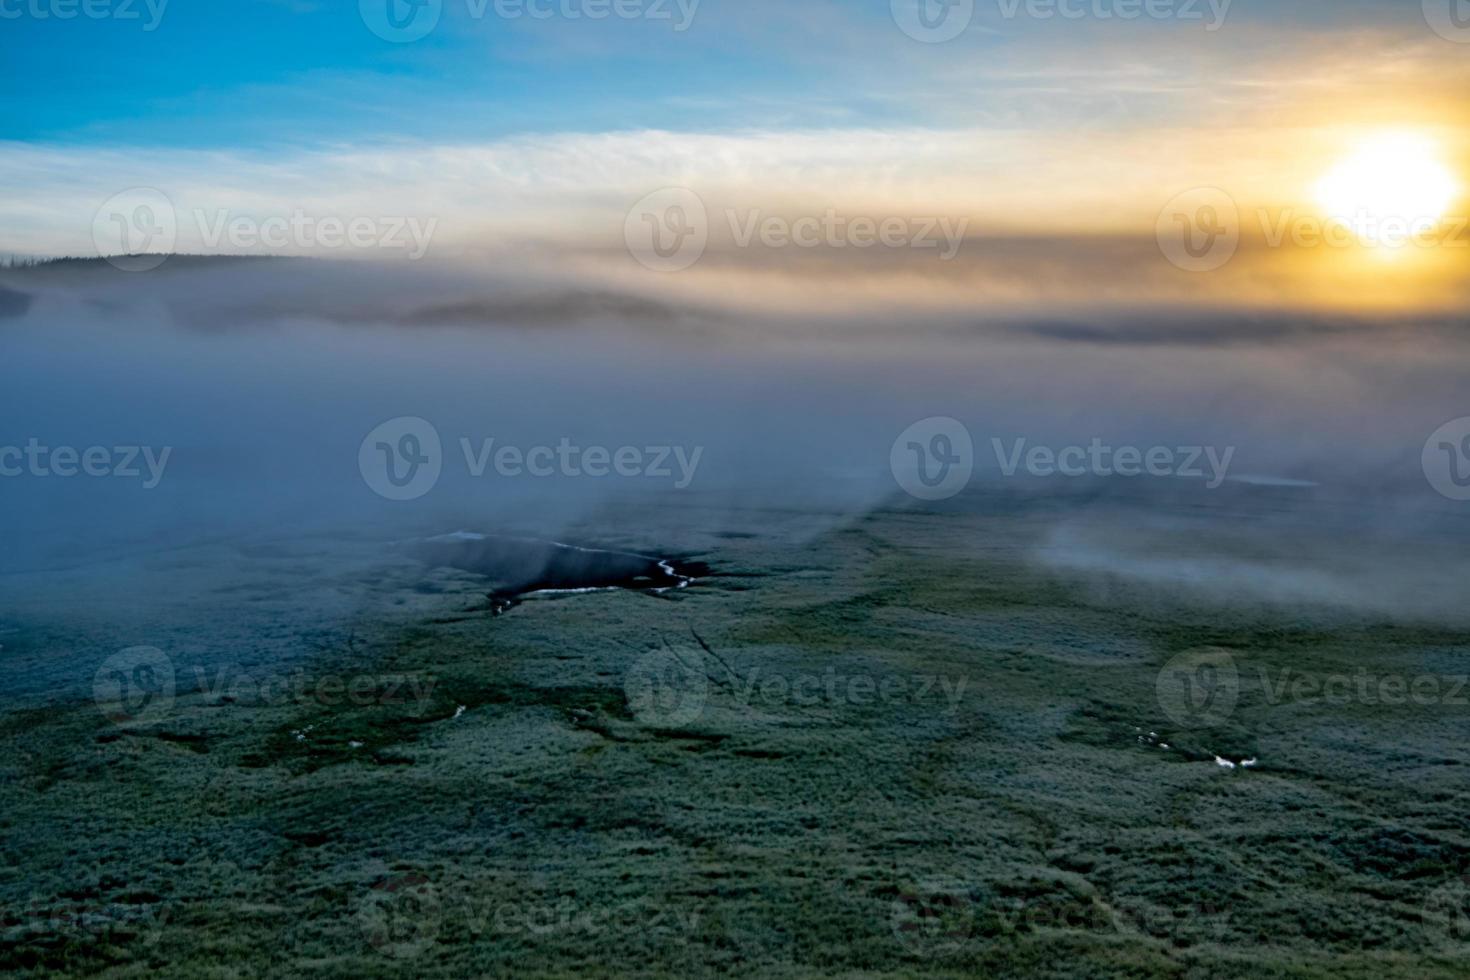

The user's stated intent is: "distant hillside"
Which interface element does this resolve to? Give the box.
[0,254,295,277]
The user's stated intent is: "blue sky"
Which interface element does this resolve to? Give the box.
[1,0,914,145]
[3,0,1455,148]
[2,0,1465,264]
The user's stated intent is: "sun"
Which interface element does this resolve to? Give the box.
[1315,134,1459,244]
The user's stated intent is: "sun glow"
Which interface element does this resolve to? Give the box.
[1315,134,1460,245]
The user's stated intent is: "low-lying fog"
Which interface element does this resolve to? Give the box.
[2,256,1467,653]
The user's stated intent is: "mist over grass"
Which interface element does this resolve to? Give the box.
[1,254,1466,627]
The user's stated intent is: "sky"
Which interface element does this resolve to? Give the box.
[1,0,1468,307]
[3,0,1465,144]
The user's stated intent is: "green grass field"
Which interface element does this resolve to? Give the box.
[2,496,1468,977]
